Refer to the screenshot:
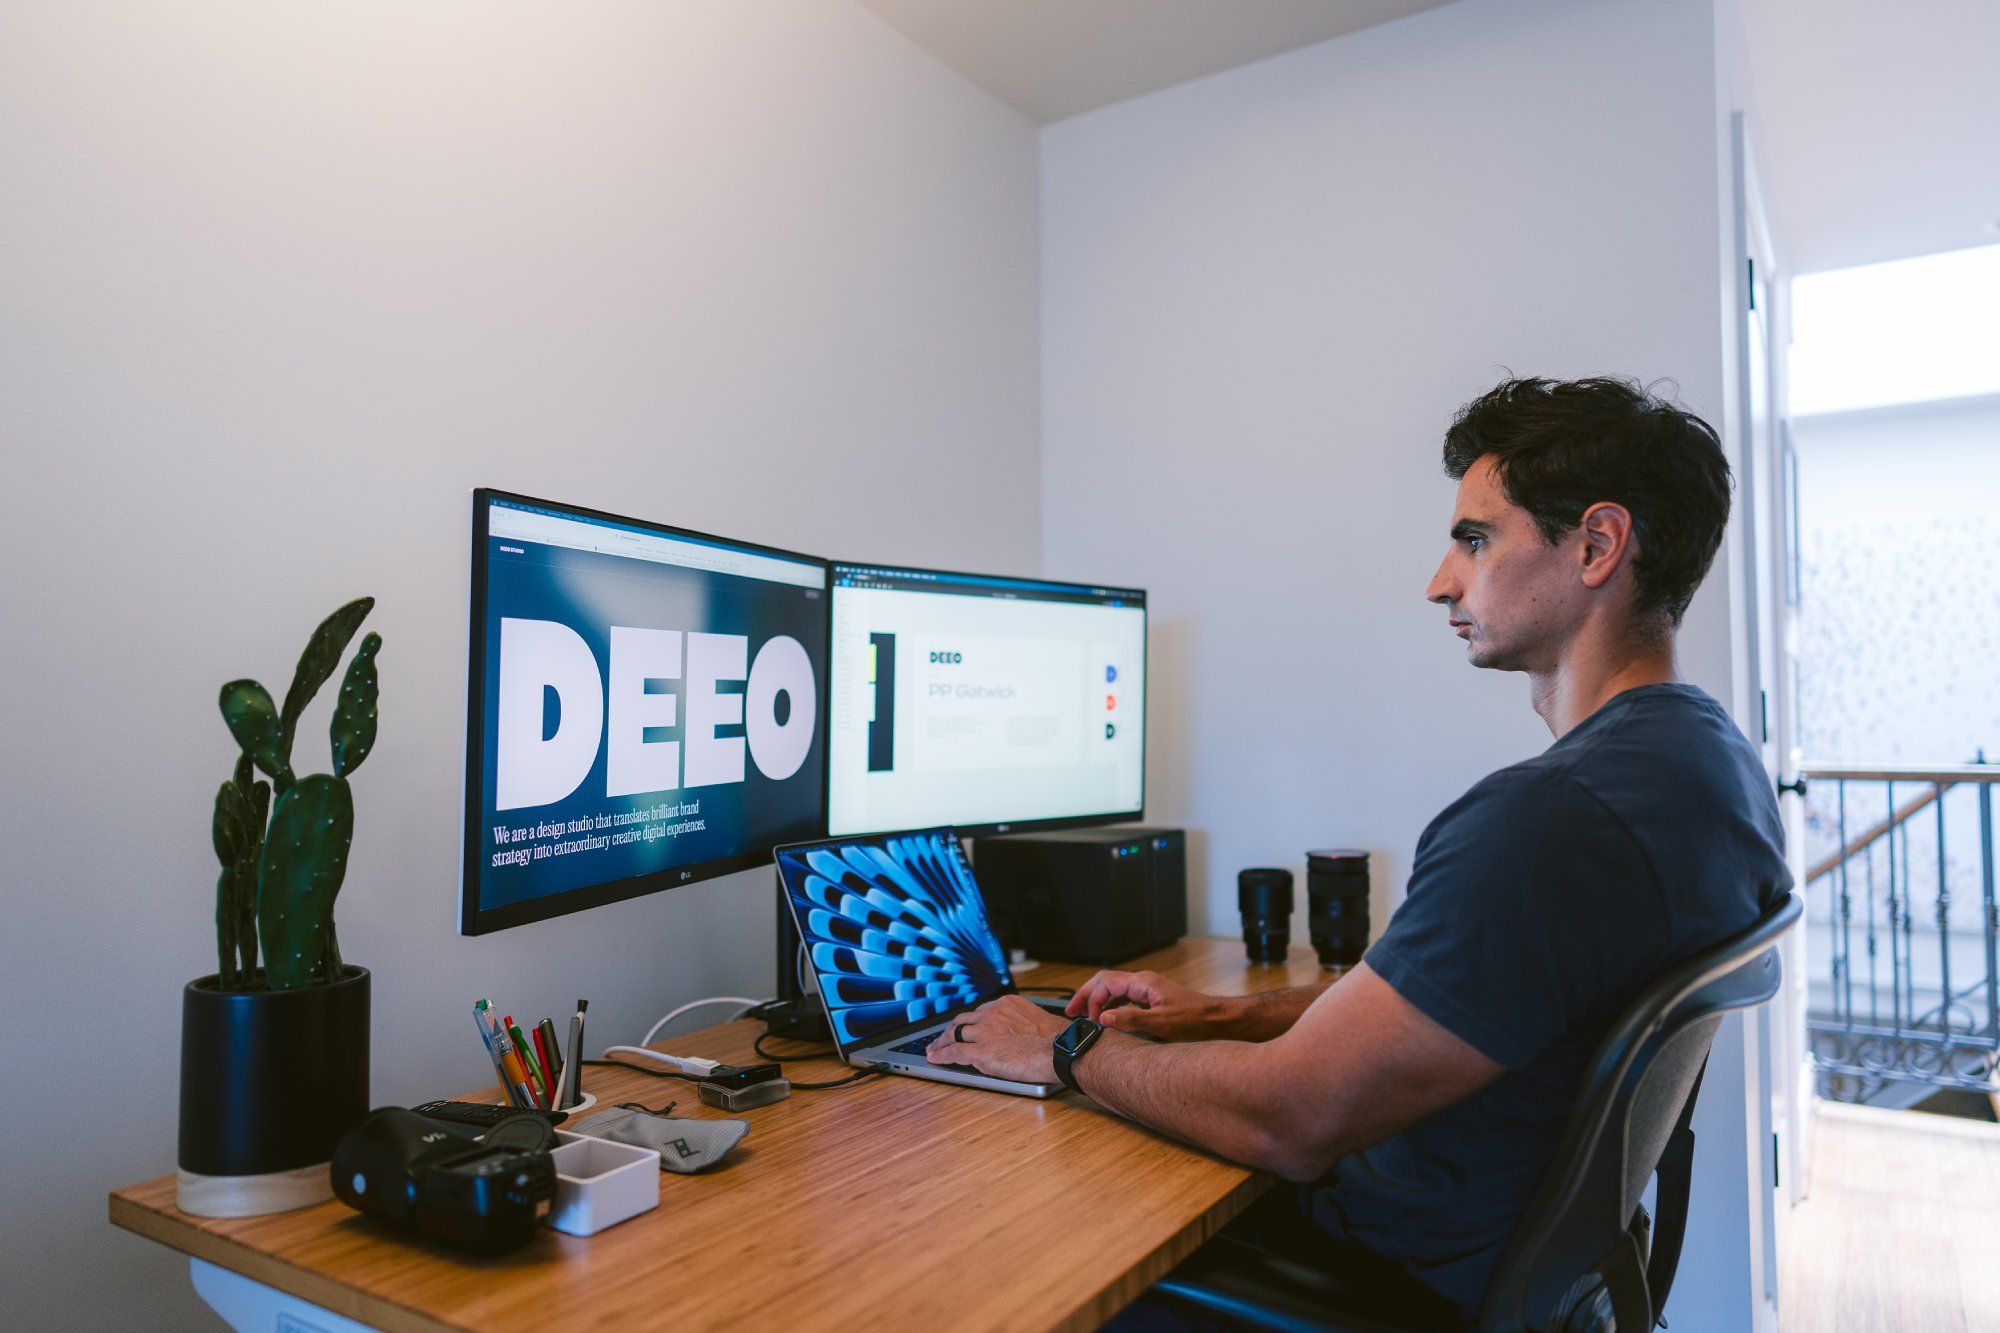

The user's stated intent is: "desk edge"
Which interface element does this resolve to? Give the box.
[1045,1171,1274,1332]
[109,1188,457,1333]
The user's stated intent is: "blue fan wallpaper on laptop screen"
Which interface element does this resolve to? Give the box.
[777,829,1013,1047]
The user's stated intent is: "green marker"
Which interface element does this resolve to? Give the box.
[507,1016,547,1106]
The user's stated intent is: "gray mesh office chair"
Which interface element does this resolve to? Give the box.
[1153,892,1802,1333]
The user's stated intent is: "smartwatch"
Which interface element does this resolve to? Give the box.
[1052,1016,1104,1094]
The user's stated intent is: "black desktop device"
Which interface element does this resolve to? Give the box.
[972,826,1186,965]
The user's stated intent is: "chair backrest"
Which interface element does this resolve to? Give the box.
[1477,892,1803,1333]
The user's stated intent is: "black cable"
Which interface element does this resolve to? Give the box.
[753,1030,836,1063]
[1019,986,1075,996]
[787,1068,889,1091]
[751,1031,888,1090]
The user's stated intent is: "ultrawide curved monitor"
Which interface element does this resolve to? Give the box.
[462,489,829,934]
[825,562,1146,837]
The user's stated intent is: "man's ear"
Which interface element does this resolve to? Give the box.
[1576,501,1635,591]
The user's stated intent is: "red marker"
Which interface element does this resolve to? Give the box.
[507,1016,548,1108]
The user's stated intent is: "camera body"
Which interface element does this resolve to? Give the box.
[332,1107,556,1254]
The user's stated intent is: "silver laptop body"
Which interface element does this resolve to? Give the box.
[774,827,1067,1098]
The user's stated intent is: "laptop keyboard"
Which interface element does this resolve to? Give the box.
[885,1000,1069,1060]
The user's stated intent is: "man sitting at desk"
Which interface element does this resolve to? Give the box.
[926,375,1791,1322]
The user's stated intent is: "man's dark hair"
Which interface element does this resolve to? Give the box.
[1442,376,1732,627]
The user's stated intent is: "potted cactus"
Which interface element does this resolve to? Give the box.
[177,598,381,1217]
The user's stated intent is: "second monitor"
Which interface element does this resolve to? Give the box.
[827,563,1145,836]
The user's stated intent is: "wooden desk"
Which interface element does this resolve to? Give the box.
[112,938,1331,1332]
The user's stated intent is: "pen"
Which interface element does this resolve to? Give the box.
[557,999,588,1111]
[487,1011,537,1109]
[507,1016,548,1108]
[534,1019,562,1104]
[472,1000,513,1104]
[475,1000,522,1106]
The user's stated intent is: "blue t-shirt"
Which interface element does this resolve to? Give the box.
[1311,683,1790,1319]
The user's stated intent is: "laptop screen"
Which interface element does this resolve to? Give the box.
[775,828,1016,1050]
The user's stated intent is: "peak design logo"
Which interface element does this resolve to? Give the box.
[496,619,816,811]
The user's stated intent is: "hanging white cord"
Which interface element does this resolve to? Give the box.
[638,995,769,1048]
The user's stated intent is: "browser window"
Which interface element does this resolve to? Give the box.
[826,564,1145,836]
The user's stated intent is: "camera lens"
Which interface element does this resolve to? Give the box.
[1237,868,1293,963]
[1306,850,1370,969]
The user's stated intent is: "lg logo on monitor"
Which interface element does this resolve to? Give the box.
[495,619,817,811]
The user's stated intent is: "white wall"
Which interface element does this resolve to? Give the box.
[1041,0,1737,957]
[1794,393,2000,529]
[0,3,1037,1327]
[1040,0,1762,1325]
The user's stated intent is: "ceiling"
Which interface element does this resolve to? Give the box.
[858,0,1455,124]
[1741,0,2000,274]
[859,0,1997,274]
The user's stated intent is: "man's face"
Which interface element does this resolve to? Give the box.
[1424,455,1584,672]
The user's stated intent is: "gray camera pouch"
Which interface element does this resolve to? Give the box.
[569,1106,749,1174]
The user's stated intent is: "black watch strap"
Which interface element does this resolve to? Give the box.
[1053,1017,1104,1094]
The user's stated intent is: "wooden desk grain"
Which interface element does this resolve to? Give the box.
[111,938,1333,1332]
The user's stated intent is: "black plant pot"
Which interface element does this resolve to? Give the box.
[178,965,370,1216]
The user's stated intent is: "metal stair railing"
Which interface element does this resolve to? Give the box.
[1799,760,2000,1101]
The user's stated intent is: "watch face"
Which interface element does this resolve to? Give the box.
[1056,1017,1099,1055]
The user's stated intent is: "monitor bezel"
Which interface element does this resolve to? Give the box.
[462,487,833,936]
[825,559,1148,840]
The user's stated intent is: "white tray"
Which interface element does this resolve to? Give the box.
[546,1131,659,1236]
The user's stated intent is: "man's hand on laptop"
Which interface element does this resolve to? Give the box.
[1066,969,1227,1041]
[925,995,1067,1083]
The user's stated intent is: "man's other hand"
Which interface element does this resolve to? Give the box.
[926,995,1068,1084]
[1065,969,1225,1041]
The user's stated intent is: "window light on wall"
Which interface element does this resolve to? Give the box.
[1789,241,2000,417]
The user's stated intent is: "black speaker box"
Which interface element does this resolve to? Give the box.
[973,826,1186,965]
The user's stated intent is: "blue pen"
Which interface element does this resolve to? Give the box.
[473,1000,528,1107]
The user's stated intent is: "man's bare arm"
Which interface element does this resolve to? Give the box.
[1066,968,1334,1042]
[1213,982,1335,1041]
[1069,963,1506,1181]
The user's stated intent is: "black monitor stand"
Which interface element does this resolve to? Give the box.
[775,874,805,1005]
[767,874,830,1042]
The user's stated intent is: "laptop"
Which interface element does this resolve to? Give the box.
[774,827,1069,1097]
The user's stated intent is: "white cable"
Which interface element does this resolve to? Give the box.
[639,995,769,1048]
[601,1045,721,1076]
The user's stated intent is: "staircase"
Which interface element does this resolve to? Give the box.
[1801,761,2000,1105]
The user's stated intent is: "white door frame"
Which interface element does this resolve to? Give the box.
[1729,111,1810,1329]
